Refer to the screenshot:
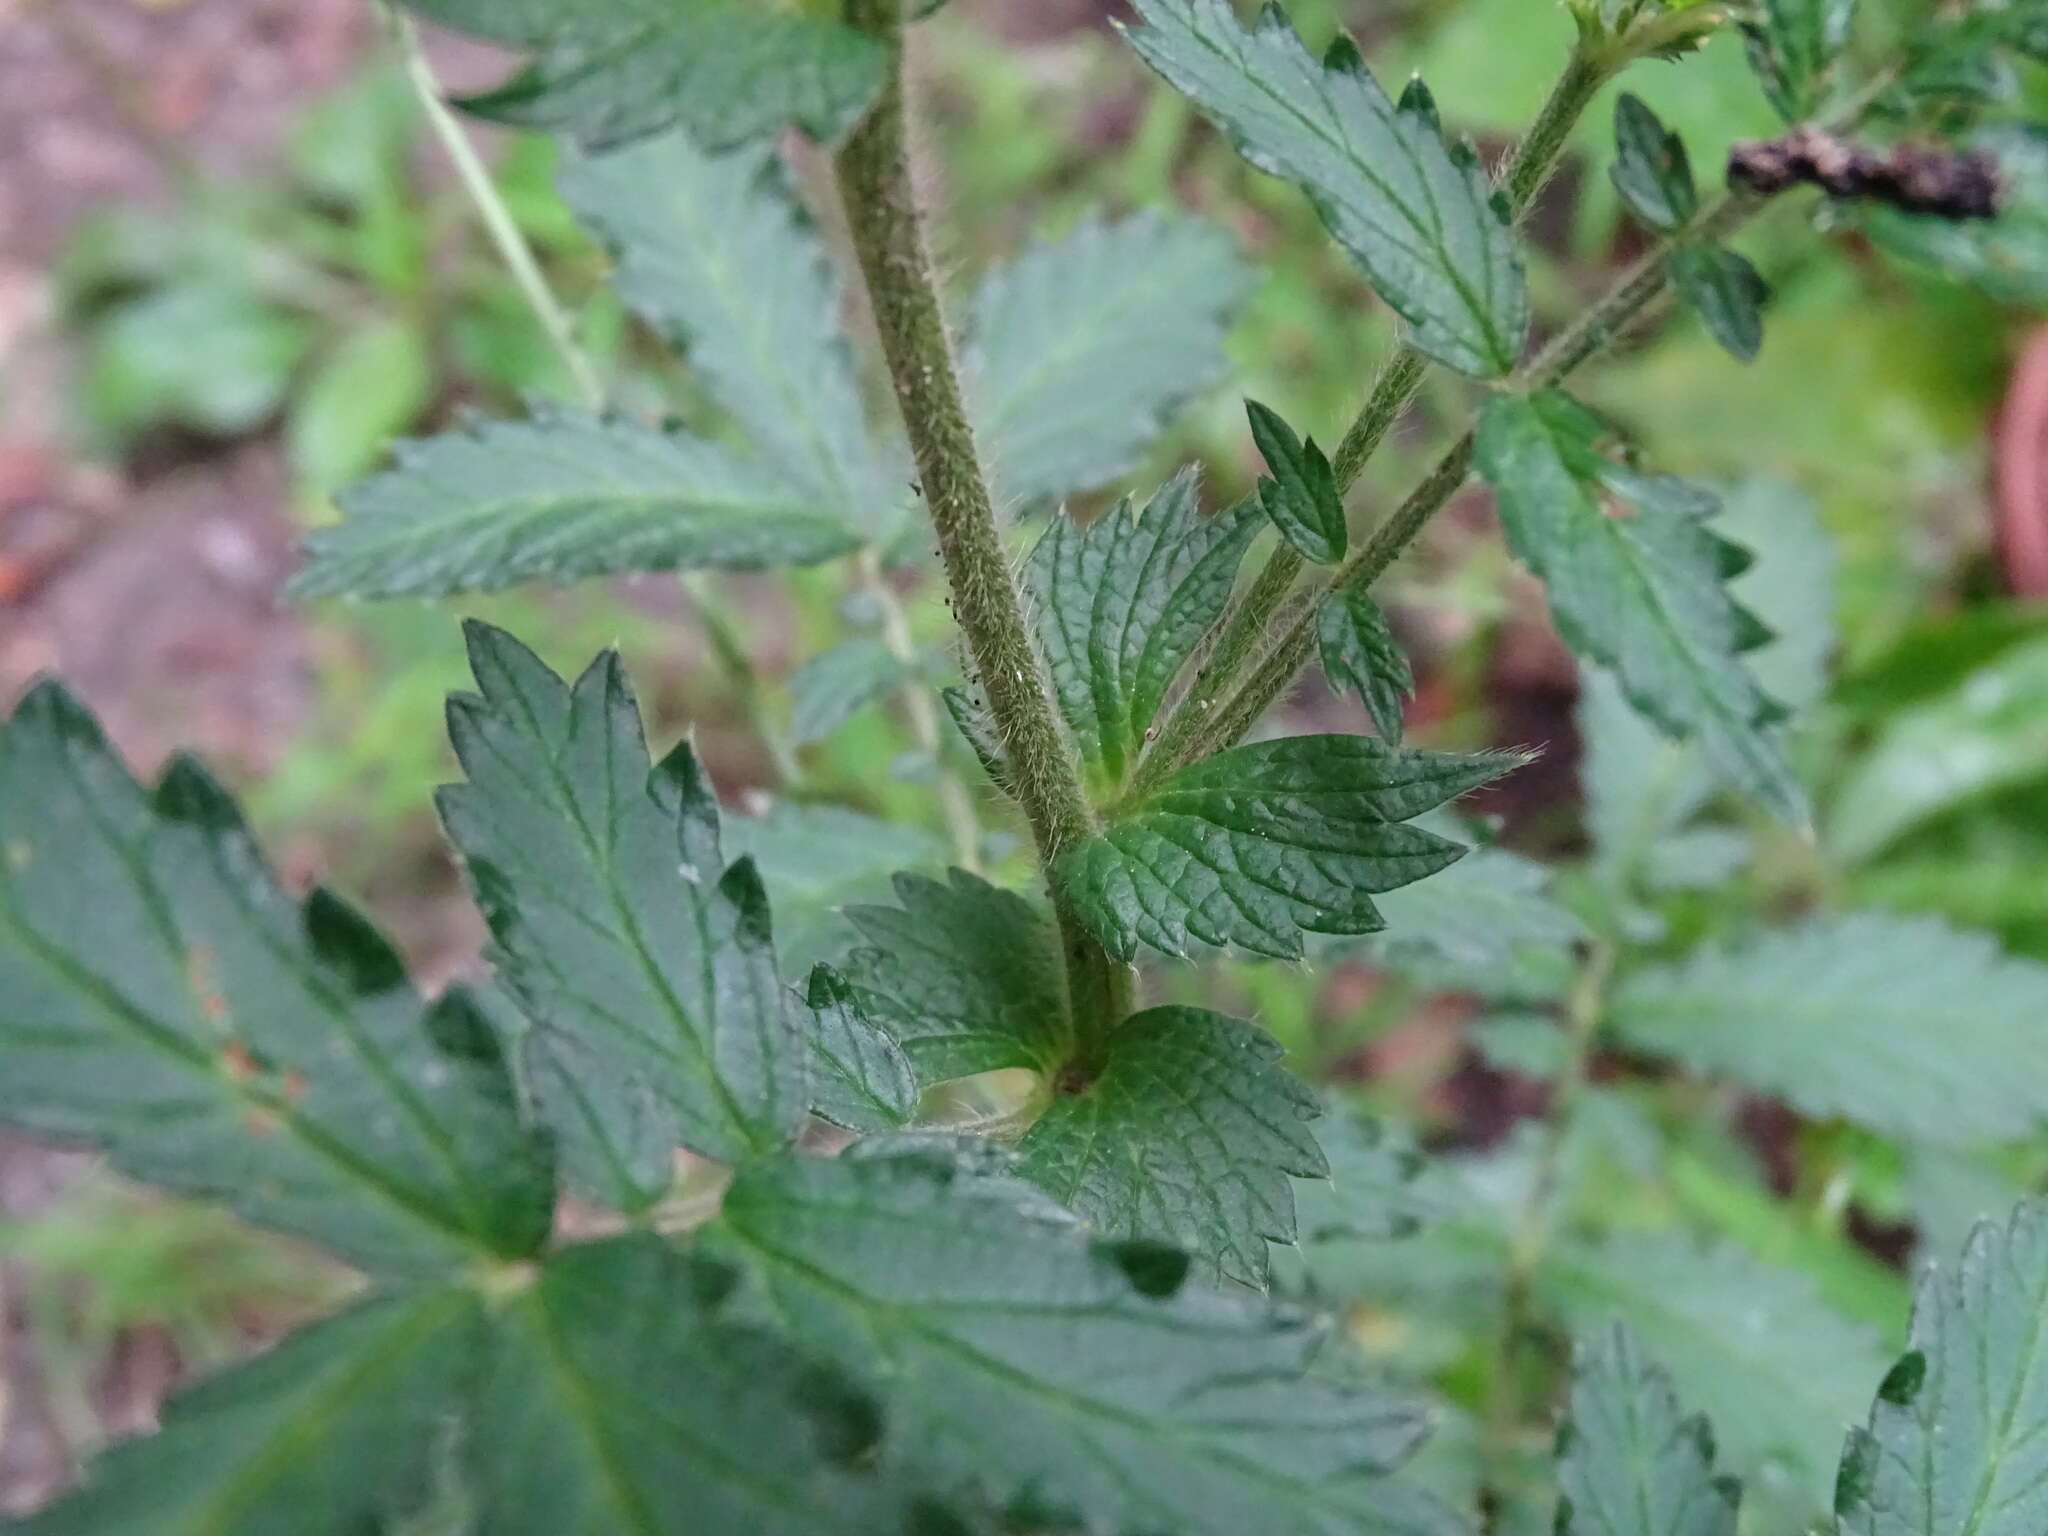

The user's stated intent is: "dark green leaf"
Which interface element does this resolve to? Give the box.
[401,0,887,151]
[1835,1199,2048,1536]
[1608,914,2048,1147]
[1054,734,1523,961]
[1473,391,1801,823]
[803,965,917,1134]
[1863,126,2048,308]
[1248,400,1347,564]
[1317,587,1414,743]
[1554,1323,1740,1536]
[1671,245,1768,363]
[843,870,1072,1087]
[558,133,896,532]
[14,1286,485,1535]
[1024,472,1263,787]
[439,624,808,1200]
[967,212,1253,506]
[1610,93,1697,233]
[1123,0,1527,377]
[1741,0,1858,121]
[790,640,909,746]
[0,685,550,1276]
[293,409,858,600]
[711,1147,1465,1536]
[1017,1007,1325,1288]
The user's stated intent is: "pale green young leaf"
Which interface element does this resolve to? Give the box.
[467,1235,919,1535]
[789,639,909,746]
[400,0,887,151]
[1248,400,1347,565]
[1023,472,1263,786]
[1017,1007,1325,1289]
[557,133,896,533]
[0,685,551,1276]
[14,1286,485,1535]
[1741,0,1858,120]
[1835,1200,2048,1536]
[711,1146,1466,1536]
[1671,245,1768,362]
[802,965,917,1134]
[968,212,1253,507]
[1473,390,1801,823]
[1554,1323,1741,1536]
[1367,838,1584,999]
[1055,734,1523,961]
[292,410,858,600]
[1122,0,1527,377]
[1317,587,1414,743]
[438,624,808,1198]
[1611,94,1698,233]
[1608,914,2048,1148]
[843,870,1072,1087]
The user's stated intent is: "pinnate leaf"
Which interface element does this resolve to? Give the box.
[1835,1199,2048,1536]
[711,1145,1466,1536]
[1317,587,1414,743]
[968,212,1253,507]
[0,684,550,1276]
[1017,1007,1325,1289]
[1054,734,1523,961]
[292,409,858,600]
[1123,0,1526,377]
[558,132,895,532]
[438,623,808,1199]
[1608,913,2048,1147]
[1473,390,1801,822]
[1554,1323,1740,1536]
[401,0,887,152]
[1024,471,1263,787]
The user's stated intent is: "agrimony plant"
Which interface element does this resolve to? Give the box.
[6,1,2048,1532]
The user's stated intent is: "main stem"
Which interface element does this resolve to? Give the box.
[835,0,1130,1052]
[1138,44,1613,788]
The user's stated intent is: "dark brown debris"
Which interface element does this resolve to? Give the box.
[1728,126,2003,221]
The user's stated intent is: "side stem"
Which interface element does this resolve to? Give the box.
[834,0,1130,1049]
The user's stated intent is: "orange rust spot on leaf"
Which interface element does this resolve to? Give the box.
[243,1107,281,1137]
[282,1070,308,1104]
[220,1039,259,1082]
[186,947,230,1026]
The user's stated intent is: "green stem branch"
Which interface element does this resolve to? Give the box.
[835,0,1129,1051]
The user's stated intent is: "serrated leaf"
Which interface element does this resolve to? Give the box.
[558,132,895,532]
[967,212,1253,506]
[1017,1007,1325,1289]
[1055,734,1521,961]
[1608,913,2048,1147]
[1539,1235,1887,1512]
[401,0,886,152]
[1474,390,1802,823]
[803,965,917,1133]
[1123,0,1526,377]
[1671,245,1768,362]
[438,624,808,1201]
[790,639,908,746]
[940,685,1014,795]
[1741,0,1858,120]
[843,870,1072,1087]
[1317,587,1414,742]
[1863,125,2048,309]
[14,1286,485,1535]
[1835,1199,2048,1536]
[1023,472,1263,786]
[293,409,858,600]
[1554,1323,1740,1536]
[1249,400,1347,565]
[1367,834,1584,986]
[1292,1105,1433,1247]
[0,684,550,1276]
[1611,93,1697,233]
[711,1146,1466,1536]
[467,1235,916,1535]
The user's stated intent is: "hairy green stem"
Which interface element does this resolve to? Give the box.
[835,0,1130,1051]
[857,550,985,872]
[1136,42,1615,791]
[388,8,605,411]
